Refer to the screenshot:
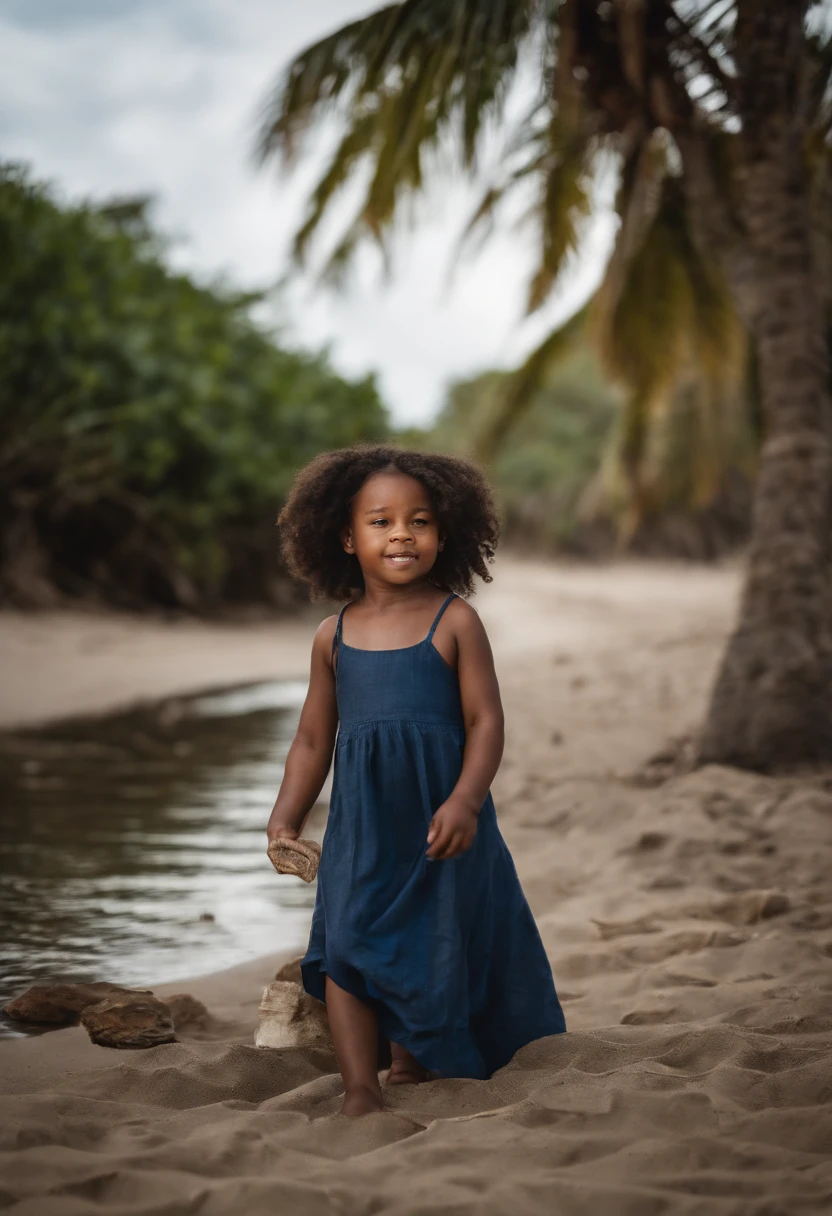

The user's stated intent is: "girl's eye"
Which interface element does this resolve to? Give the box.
[371,519,388,527]
[413,518,428,527]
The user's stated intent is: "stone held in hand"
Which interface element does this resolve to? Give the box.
[255,981,333,1052]
[3,982,151,1026]
[267,836,321,883]
[80,994,176,1049]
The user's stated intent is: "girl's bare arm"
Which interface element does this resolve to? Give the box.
[426,602,505,860]
[266,617,339,842]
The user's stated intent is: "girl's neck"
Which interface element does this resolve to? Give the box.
[356,576,440,614]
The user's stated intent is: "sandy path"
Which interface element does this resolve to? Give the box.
[3,558,832,1216]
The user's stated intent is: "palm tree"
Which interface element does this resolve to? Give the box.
[257,1,832,771]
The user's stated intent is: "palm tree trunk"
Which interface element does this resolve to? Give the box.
[689,3,832,768]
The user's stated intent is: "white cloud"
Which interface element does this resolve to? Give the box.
[0,0,613,425]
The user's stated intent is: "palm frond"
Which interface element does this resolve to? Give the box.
[291,111,380,263]
[523,118,597,313]
[551,0,582,121]
[474,302,590,461]
[455,100,558,260]
[668,2,737,104]
[257,0,543,269]
[584,147,750,539]
[256,6,401,163]
[613,0,647,95]
[600,386,654,541]
[805,21,832,134]
[594,168,744,409]
[592,128,668,342]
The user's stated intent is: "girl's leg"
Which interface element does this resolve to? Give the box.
[387,1041,431,1085]
[325,975,384,1115]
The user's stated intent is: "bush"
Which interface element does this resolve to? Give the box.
[418,349,619,553]
[0,165,388,609]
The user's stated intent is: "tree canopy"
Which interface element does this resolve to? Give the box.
[0,164,389,609]
[257,1,830,534]
[418,344,753,559]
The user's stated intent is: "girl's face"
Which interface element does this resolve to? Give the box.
[343,469,442,587]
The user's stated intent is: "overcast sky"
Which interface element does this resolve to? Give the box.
[0,0,613,425]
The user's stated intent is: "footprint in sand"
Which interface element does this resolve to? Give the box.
[620,1006,679,1025]
[591,915,662,941]
[661,973,718,988]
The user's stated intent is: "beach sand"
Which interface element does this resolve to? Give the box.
[2,558,832,1215]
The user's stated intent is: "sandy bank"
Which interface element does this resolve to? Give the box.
[0,610,319,731]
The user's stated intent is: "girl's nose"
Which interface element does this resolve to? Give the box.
[390,526,414,542]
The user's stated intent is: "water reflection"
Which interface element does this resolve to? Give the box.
[0,682,322,1034]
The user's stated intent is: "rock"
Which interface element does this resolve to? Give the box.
[3,982,150,1026]
[274,957,304,985]
[254,981,333,1052]
[164,993,211,1032]
[80,994,176,1049]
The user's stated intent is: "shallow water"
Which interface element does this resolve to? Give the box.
[0,682,322,1035]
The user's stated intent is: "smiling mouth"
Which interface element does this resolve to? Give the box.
[385,553,418,564]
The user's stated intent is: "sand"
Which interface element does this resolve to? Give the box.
[0,610,316,730]
[2,558,832,1215]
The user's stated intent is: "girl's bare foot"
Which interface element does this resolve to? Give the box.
[341,1083,385,1116]
[325,977,385,1115]
[385,1050,431,1085]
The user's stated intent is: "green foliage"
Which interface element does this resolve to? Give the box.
[419,341,756,558]
[415,347,619,550]
[0,164,388,608]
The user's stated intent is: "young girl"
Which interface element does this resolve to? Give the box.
[267,445,566,1115]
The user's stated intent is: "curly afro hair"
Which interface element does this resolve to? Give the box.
[277,444,500,601]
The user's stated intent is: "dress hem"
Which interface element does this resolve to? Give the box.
[300,955,491,1080]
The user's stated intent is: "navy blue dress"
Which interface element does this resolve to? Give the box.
[300,594,566,1079]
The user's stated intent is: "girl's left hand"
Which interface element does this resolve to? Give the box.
[426,798,478,860]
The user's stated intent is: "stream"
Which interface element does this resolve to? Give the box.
[0,681,322,1036]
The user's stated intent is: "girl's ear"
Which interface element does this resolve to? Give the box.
[341,526,356,555]
[438,534,445,552]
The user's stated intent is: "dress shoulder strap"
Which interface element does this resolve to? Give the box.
[427,593,457,642]
[331,603,349,671]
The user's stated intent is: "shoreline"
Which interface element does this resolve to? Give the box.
[0,607,321,731]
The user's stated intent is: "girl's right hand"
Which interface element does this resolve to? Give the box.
[426,797,479,860]
[266,822,299,845]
